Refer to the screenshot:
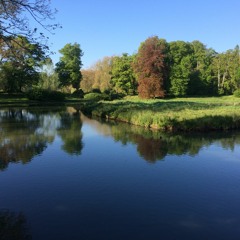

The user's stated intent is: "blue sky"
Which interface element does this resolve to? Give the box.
[47,0,240,68]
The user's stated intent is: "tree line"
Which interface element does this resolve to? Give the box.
[0,35,83,97]
[0,0,240,99]
[81,36,240,98]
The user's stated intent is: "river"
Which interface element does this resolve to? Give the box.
[0,106,240,240]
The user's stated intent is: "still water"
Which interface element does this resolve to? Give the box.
[0,106,240,240]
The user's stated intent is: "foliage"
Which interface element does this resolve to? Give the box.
[80,69,95,92]
[93,56,114,92]
[134,36,168,99]
[80,36,240,98]
[27,88,65,101]
[168,41,194,96]
[233,89,240,97]
[0,0,59,52]
[38,58,60,90]
[212,46,240,95]
[55,43,83,90]
[110,53,137,95]
[71,89,84,98]
[0,35,46,92]
[84,92,110,101]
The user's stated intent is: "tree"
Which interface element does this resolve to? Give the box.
[133,36,168,99]
[168,41,194,96]
[92,56,114,92]
[0,0,59,52]
[0,35,46,92]
[38,58,59,90]
[188,41,216,96]
[110,53,137,95]
[55,43,83,91]
[81,69,95,93]
[212,46,240,95]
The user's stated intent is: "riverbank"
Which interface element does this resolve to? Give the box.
[2,93,240,132]
[81,96,240,132]
[0,92,84,107]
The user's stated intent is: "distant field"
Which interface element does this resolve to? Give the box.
[82,96,240,131]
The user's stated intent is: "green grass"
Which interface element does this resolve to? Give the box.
[81,95,240,131]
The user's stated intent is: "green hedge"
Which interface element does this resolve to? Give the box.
[27,89,65,101]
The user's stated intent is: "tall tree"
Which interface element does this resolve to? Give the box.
[188,41,216,95]
[38,58,59,90]
[80,69,95,93]
[134,36,168,99]
[0,35,46,92]
[212,46,240,95]
[55,43,83,90]
[110,53,137,95]
[92,56,114,92]
[168,41,194,96]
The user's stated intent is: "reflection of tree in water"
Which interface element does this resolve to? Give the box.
[0,109,52,170]
[0,107,84,170]
[57,109,83,155]
[0,210,32,240]
[133,135,168,163]
[108,121,240,163]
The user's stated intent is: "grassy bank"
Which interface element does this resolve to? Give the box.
[82,96,240,132]
[0,92,84,106]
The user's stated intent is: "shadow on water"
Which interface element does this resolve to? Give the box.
[0,209,32,240]
[0,106,83,171]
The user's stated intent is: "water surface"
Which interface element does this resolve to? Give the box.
[0,106,240,240]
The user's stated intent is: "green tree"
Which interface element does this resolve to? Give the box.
[168,41,194,96]
[134,36,168,99]
[212,46,240,95]
[0,35,45,92]
[110,53,137,95]
[55,43,83,91]
[188,41,216,95]
[38,58,60,90]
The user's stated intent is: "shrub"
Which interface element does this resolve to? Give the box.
[233,89,240,98]
[72,89,84,98]
[27,89,65,101]
[84,92,110,101]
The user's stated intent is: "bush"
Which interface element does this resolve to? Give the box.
[72,89,84,98]
[27,89,65,101]
[84,92,110,101]
[233,89,240,98]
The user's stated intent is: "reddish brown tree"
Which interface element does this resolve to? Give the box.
[134,36,168,98]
